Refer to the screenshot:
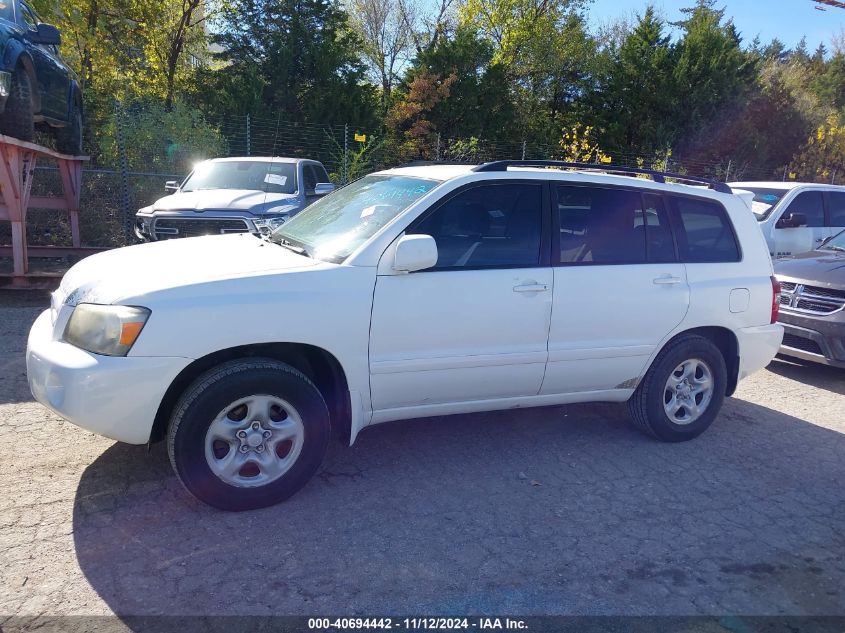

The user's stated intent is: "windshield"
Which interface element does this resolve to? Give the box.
[181,161,297,194]
[269,175,439,262]
[739,187,788,221]
[820,229,845,252]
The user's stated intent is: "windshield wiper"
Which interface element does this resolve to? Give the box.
[821,244,845,252]
[270,234,311,258]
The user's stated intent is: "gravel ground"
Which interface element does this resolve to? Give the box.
[1,291,844,619]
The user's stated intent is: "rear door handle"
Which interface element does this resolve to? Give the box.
[513,283,549,293]
[653,275,683,285]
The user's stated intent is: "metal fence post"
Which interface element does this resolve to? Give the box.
[725,159,732,182]
[114,100,131,244]
[436,133,441,162]
[246,114,251,156]
[343,124,349,185]
[522,139,526,160]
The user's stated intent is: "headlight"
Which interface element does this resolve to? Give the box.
[254,215,289,235]
[63,304,151,356]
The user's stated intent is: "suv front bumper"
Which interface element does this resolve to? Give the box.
[777,309,845,368]
[26,309,192,444]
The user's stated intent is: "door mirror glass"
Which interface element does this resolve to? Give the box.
[164,180,180,193]
[777,212,808,228]
[314,182,335,196]
[393,234,438,272]
[30,23,61,45]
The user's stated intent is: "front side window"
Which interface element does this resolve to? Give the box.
[270,174,437,262]
[410,183,542,269]
[669,196,740,263]
[181,161,297,195]
[827,191,845,227]
[303,165,318,193]
[781,191,825,227]
[557,186,646,264]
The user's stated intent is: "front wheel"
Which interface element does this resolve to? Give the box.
[628,335,727,442]
[167,359,331,511]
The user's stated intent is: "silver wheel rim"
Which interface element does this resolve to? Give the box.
[204,394,305,488]
[663,358,714,425]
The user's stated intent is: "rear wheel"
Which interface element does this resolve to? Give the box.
[167,359,331,511]
[628,335,727,442]
[0,68,34,142]
[55,99,82,155]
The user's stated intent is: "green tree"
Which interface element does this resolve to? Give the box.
[388,26,515,154]
[204,0,378,126]
[672,0,754,143]
[593,6,674,153]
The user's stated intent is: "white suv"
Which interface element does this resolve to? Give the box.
[27,161,784,511]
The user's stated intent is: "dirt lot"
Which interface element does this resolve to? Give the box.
[1,291,844,618]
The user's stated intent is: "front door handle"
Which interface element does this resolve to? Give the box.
[653,275,683,285]
[513,283,549,293]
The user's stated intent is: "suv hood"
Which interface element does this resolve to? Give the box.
[152,190,299,214]
[774,249,845,288]
[57,234,318,306]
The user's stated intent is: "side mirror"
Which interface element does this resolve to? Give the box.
[164,180,180,194]
[314,182,335,196]
[777,212,808,228]
[29,23,61,45]
[393,234,438,273]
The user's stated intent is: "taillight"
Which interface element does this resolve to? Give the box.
[771,276,781,324]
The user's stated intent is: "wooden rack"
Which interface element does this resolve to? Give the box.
[0,134,93,287]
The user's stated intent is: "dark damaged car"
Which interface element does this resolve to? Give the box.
[774,229,845,368]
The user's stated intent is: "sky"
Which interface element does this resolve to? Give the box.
[587,0,845,52]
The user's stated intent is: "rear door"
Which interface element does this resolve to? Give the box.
[542,185,689,395]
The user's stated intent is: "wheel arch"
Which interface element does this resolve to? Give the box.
[655,326,740,396]
[7,48,40,113]
[149,343,351,445]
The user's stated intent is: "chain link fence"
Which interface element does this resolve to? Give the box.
[3,105,840,251]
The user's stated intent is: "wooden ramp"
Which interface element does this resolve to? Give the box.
[0,134,103,288]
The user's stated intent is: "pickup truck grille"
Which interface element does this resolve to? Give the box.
[777,280,845,315]
[153,218,251,239]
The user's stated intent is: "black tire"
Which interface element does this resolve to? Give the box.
[55,99,82,155]
[167,358,331,511]
[628,334,727,442]
[0,68,34,142]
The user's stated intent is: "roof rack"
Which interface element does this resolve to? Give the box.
[472,160,733,194]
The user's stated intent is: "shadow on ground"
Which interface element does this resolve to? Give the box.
[767,356,845,397]
[72,397,845,618]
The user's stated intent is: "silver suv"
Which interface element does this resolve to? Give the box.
[135,157,335,241]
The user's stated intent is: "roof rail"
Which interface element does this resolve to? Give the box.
[471,160,733,194]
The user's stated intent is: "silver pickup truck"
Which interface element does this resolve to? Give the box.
[135,157,335,241]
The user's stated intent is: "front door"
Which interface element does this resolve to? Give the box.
[773,190,828,257]
[368,181,552,413]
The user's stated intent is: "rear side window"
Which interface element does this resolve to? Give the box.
[668,196,740,263]
[557,186,647,264]
[782,191,825,227]
[828,192,845,226]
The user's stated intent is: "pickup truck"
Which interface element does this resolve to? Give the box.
[135,157,335,241]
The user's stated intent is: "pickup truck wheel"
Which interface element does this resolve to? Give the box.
[167,359,330,511]
[0,68,34,142]
[55,100,82,155]
[628,335,727,442]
